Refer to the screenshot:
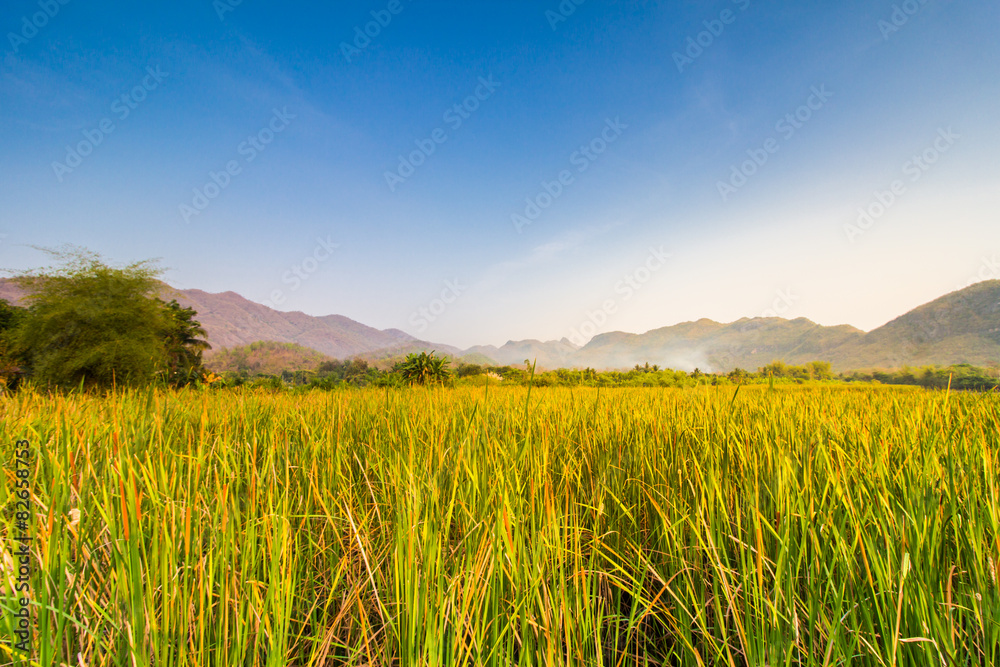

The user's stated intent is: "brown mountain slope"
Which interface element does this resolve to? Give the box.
[165,288,414,358]
[0,279,418,360]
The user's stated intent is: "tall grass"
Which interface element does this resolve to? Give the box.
[1,384,997,665]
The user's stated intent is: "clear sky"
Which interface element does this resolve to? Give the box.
[2,0,998,349]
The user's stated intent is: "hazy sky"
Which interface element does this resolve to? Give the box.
[2,0,998,349]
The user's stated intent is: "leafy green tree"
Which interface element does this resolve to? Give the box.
[0,299,24,332]
[160,299,211,386]
[397,351,451,386]
[456,363,483,378]
[312,358,377,387]
[11,247,208,389]
[761,361,789,378]
[728,367,749,383]
[806,360,833,381]
[0,299,27,389]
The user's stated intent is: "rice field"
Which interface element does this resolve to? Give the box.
[1,384,998,666]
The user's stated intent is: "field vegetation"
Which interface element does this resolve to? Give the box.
[2,383,998,666]
[2,251,998,665]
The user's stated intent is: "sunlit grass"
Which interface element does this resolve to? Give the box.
[1,384,998,665]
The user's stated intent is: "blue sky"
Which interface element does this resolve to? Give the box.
[1,0,998,349]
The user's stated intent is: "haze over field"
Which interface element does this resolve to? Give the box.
[2,1,998,349]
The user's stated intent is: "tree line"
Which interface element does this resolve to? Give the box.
[213,357,999,392]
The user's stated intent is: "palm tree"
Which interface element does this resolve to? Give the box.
[398,351,451,386]
[160,299,211,385]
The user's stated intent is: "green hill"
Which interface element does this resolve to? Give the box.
[826,279,1000,370]
[205,341,333,376]
[561,281,1000,372]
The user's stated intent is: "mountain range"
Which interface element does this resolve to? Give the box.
[1,278,998,372]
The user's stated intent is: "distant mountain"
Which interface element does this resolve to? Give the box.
[164,287,418,359]
[825,280,1000,370]
[567,317,865,372]
[563,281,1000,372]
[3,277,999,373]
[465,338,580,369]
[0,280,442,361]
[0,280,25,305]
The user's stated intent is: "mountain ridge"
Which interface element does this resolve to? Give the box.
[1,278,998,373]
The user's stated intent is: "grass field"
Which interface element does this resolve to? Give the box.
[1,384,998,666]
